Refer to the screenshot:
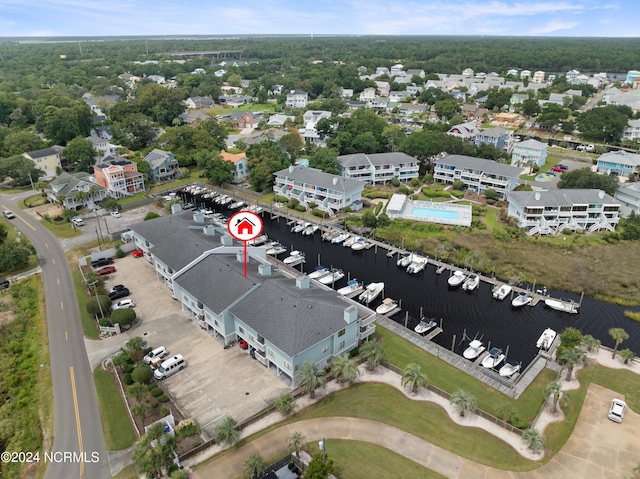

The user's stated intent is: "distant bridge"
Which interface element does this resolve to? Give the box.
[165,50,243,58]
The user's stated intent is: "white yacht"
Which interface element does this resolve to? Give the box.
[358,282,385,304]
[447,271,466,288]
[481,347,505,369]
[375,298,398,315]
[463,340,485,360]
[406,256,427,274]
[397,253,413,268]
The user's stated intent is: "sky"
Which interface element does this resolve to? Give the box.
[0,0,637,38]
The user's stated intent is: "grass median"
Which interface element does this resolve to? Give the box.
[93,367,136,451]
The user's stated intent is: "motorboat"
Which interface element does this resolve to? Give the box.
[322,230,339,241]
[318,269,345,285]
[302,224,319,235]
[228,200,244,209]
[414,317,437,335]
[397,253,413,268]
[358,282,385,304]
[343,236,358,248]
[462,274,480,291]
[545,298,580,314]
[291,221,306,233]
[481,347,505,369]
[447,270,466,288]
[536,328,557,350]
[463,340,485,360]
[493,284,512,300]
[499,362,521,378]
[265,242,287,256]
[308,265,330,280]
[337,279,362,296]
[219,196,232,206]
[331,232,350,244]
[248,234,269,246]
[512,292,533,308]
[375,298,398,315]
[406,256,427,274]
[351,237,371,251]
[283,250,305,265]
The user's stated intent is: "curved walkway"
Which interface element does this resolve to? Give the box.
[191,349,640,479]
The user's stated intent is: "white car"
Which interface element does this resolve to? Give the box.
[608,398,626,423]
[110,210,121,218]
[112,299,135,310]
[144,346,168,365]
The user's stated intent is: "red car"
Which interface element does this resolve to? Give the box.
[551,166,564,173]
[96,266,116,276]
[132,248,144,258]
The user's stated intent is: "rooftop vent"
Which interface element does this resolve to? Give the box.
[296,275,310,289]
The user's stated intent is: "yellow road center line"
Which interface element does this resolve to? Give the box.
[70,367,85,477]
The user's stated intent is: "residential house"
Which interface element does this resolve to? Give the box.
[510,93,528,110]
[185,96,214,109]
[274,165,365,215]
[506,69,519,77]
[433,154,522,198]
[179,110,212,126]
[375,67,390,76]
[492,113,525,129]
[213,69,226,77]
[614,183,640,216]
[447,121,479,142]
[507,189,620,235]
[625,71,640,84]
[406,85,423,96]
[520,70,531,80]
[622,119,640,142]
[375,81,390,97]
[566,70,580,83]
[219,151,249,183]
[406,69,425,79]
[475,127,510,149]
[218,95,253,107]
[23,146,63,179]
[94,156,145,198]
[267,113,295,126]
[268,85,284,96]
[237,130,288,146]
[462,68,474,78]
[531,70,545,83]
[86,135,116,160]
[341,88,354,99]
[147,75,165,84]
[389,91,411,103]
[336,152,419,184]
[228,111,261,129]
[390,64,404,76]
[511,139,548,167]
[346,100,367,110]
[142,149,180,184]
[397,103,427,120]
[45,171,107,210]
[595,150,640,177]
[286,90,309,109]
[300,110,331,145]
[461,104,479,120]
[91,125,113,141]
[358,87,377,105]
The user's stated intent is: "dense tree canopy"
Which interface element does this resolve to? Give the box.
[246,140,291,191]
[577,105,633,143]
[557,168,619,196]
[0,155,44,186]
[63,137,97,172]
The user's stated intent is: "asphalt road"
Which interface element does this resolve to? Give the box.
[1,193,110,479]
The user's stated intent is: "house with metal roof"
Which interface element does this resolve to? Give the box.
[507,189,620,235]
[335,152,419,184]
[274,165,365,215]
[433,154,522,198]
[143,149,180,184]
[595,150,640,178]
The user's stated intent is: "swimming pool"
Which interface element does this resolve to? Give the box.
[410,206,460,220]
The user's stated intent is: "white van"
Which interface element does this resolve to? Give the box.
[154,354,186,380]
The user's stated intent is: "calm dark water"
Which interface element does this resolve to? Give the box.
[189,192,640,368]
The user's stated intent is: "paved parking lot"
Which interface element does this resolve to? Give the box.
[98,254,291,439]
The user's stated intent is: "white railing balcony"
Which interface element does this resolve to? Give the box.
[359,324,376,339]
[360,313,376,326]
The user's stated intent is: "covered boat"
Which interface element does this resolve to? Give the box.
[481,347,505,369]
[536,328,557,350]
[414,317,437,335]
[447,271,466,288]
[463,339,485,360]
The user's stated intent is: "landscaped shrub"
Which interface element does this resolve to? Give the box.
[421,188,450,198]
[144,212,161,221]
[450,190,464,199]
[390,177,400,187]
[111,308,136,328]
[123,363,134,374]
[160,406,169,417]
[397,185,412,195]
[484,188,499,200]
[312,209,328,218]
[410,178,421,187]
[151,387,164,397]
[123,373,133,385]
[363,191,390,199]
[131,365,151,384]
[87,295,112,316]
[274,195,288,203]
[562,228,573,235]
[294,204,306,212]
[452,180,465,191]
[342,206,352,213]
[286,198,299,209]
[151,401,159,408]
[177,419,200,437]
[158,395,170,403]
[374,203,383,216]
[115,246,126,258]
[147,383,157,391]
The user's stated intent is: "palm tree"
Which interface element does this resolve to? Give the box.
[87,185,101,208]
[274,393,294,416]
[401,362,428,395]
[126,383,148,402]
[243,453,266,479]
[214,416,239,445]
[73,190,90,209]
[288,431,305,459]
[618,348,637,365]
[331,353,359,384]
[557,346,587,381]
[297,361,326,399]
[544,381,562,413]
[495,402,516,423]
[132,402,150,426]
[522,428,544,452]
[450,389,477,417]
[581,334,601,353]
[360,340,385,371]
[609,327,629,359]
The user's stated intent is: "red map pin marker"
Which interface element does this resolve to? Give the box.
[227,211,264,277]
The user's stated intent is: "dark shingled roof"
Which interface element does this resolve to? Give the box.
[230,276,357,357]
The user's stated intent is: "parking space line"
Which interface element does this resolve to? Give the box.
[183,394,210,410]
[200,413,226,429]
[191,404,222,419]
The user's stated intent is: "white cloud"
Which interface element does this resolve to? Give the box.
[528,20,579,35]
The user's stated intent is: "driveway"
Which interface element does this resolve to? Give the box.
[88,254,290,439]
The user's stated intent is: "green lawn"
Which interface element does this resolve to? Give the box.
[72,270,100,340]
[93,367,137,451]
[304,439,448,479]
